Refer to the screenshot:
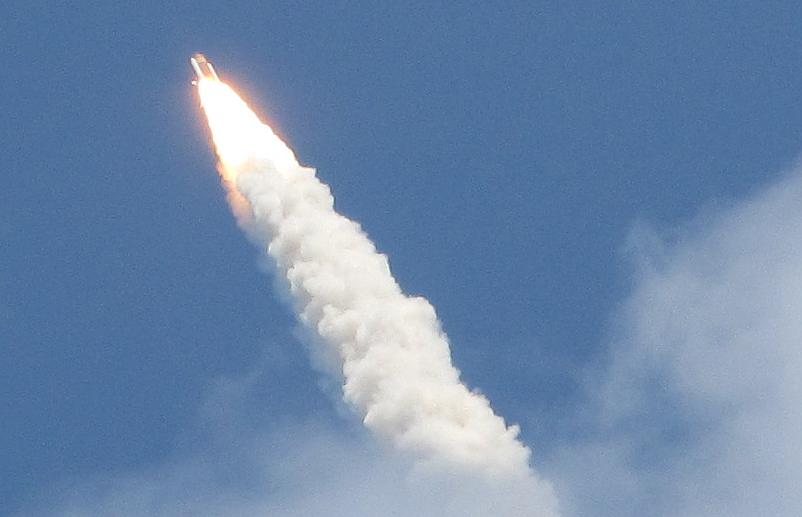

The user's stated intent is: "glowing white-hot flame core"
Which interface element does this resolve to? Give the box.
[198,79,298,179]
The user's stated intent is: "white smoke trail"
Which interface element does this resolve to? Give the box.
[197,79,557,511]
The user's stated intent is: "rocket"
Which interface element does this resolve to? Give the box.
[190,53,219,82]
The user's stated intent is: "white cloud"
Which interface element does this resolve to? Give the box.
[550,168,802,516]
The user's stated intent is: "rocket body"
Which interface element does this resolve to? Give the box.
[190,53,219,81]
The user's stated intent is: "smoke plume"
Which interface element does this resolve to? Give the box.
[196,79,557,513]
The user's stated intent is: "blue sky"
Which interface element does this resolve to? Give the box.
[4,3,802,516]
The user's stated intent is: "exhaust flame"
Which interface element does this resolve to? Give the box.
[198,79,298,176]
[196,72,558,513]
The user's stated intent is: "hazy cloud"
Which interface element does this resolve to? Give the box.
[551,168,802,516]
[23,359,560,517]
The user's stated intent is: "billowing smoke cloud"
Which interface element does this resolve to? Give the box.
[197,80,558,513]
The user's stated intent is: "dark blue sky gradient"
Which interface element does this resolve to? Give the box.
[4,2,802,513]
